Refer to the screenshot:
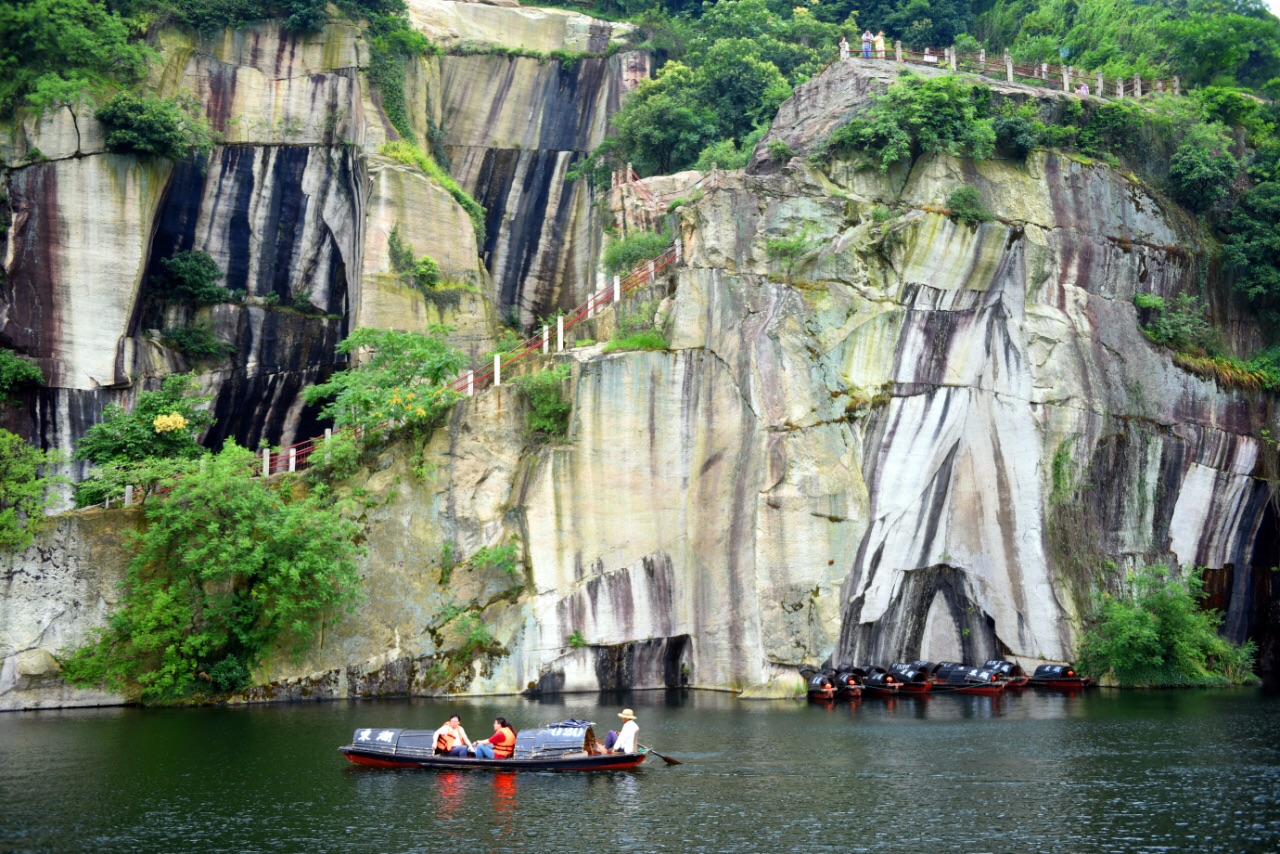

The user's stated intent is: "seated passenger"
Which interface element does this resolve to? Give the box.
[472,717,517,759]
[604,708,639,754]
[433,714,472,757]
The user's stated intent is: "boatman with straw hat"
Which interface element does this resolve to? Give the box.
[606,708,639,754]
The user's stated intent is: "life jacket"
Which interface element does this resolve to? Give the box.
[436,726,458,754]
[493,726,516,759]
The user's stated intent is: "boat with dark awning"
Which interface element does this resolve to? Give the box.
[339,719,648,771]
[1028,664,1092,690]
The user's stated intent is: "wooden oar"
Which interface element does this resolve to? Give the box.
[640,744,683,765]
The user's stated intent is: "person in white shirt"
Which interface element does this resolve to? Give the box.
[607,708,640,754]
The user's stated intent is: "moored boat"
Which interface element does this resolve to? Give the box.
[801,667,837,700]
[983,659,1028,688]
[1028,664,1092,690]
[934,663,1006,695]
[832,670,863,699]
[851,665,901,696]
[888,662,933,693]
[339,719,648,772]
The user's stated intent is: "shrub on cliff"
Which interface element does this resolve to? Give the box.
[1167,124,1239,213]
[1077,564,1256,687]
[96,92,215,161]
[945,186,994,227]
[302,327,468,434]
[511,365,573,441]
[820,75,995,170]
[0,349,44,405]
[61,443,363,701]
[0,430,65,552]
[603,229,672,275]
[75,374,213,470]
[151,251,228,304]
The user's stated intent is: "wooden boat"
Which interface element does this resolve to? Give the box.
[888,662,933,693]
[983,659,1029,688]
[851,666,901,696]
[339,719,648,772]
[934,663,1006,695]
[832,671,863,699]
[800,667,837,700]
[1028,664,1092,690]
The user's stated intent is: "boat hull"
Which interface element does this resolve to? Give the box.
[1029,677,1092,690]
[339,746,649,772]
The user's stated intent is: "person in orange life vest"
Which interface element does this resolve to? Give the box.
[472,717,517,759]
[433,714,472,756]
[604,708,639,753]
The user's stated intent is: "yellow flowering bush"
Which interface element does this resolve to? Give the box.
[153,412,189,433]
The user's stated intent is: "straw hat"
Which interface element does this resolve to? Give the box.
[618,708,637,720]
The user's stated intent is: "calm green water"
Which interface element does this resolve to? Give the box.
[1,688,1278,853]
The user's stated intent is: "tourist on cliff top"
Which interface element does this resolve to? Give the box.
[604,708,640,754]
[874,30,886,59]
[861,30,873,59]
[839,35,849,61]
[433,714,472,756]
[472,717,518,759]
[1076,82,1091,96]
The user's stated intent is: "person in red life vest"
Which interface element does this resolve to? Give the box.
[472,717,517,759]
[603,708,639,753]
[433,714,472,756]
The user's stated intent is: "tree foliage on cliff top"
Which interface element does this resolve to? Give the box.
[0,430,64,553]
[61,443,363,701]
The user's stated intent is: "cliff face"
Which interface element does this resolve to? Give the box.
[2,34,1277,710]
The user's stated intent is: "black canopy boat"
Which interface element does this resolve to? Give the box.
[982,659,1028,688]
[800,667,837,700]
[1028,664,1092,690]
[933,663,1007,695]
[832,670,863,699]
[339,719,648,772]
[850,665,901,696]
[888,662,933,693]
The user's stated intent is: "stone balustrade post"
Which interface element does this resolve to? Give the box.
[1173,76,1180,96]
[979,48,985,65]
[542,325,549,354]
[710,161,718,186]
[1040,62,1047,79]
[625,162,633,184]
[895,40,903,62]
[648,260,655,281]
[1063,65,1071,92]
[467,370,474,397]
[1116,76,1124,98]
[124,484,134,507]
[557,316,564,352]
[1097,70,1104,97]
[494,355,501,387]
[675,240,683,264]
[288,447,296,472]
[1005,51,1013,82]
[324,428,332,462]
[613,275,621,304]
[1156,79,1164,94]
[948,46,957,70]
[1134,73,1142,98]
[262,448,270,477]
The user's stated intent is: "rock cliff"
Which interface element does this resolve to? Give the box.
[2,35,1277,710]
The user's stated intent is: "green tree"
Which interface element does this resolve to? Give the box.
[693,40,791,141]
[1166,123,1239,212]
[302,327,468,433]
[0,349,44,405]
[96,92,215,161]
[0,430,64,552]
[612,63,719,174]
[74,373,214,468]
[1077,564,1256,687]
[61,443,363,701]
[151,251,228,304]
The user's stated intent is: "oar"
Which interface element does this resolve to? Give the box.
[640,744,683,765]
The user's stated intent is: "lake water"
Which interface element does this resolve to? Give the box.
[2,687,1278,852]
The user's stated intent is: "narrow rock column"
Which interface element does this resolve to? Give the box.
[557,317,564,352]
[494,355,501,387]
[895,40,903,62]
[1134,73,1143,98]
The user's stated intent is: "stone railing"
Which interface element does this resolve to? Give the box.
[839,40,1180,99]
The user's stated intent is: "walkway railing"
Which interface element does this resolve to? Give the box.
[839,40,1180,100]
[92,237,688,505]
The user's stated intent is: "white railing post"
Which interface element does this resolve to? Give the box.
[1063,65,1071,92]
[1156,79,1164,94]
[1005,52,1013,82]
[895,40,903,62]
[557,316,564,352]
[262,448,270,477]
[1116,76,1124,98]
[542,325,549,354]
[948,46,956,70]
[613,275,621,304]
[124,485,134,507]
[979,48,985,65]
[1097,70,1104,97]
[494,355,501,387]
[1134,73,1142,98]
[324,428,332,463]
[467,370,474,397]
[675,241,683,264]
[289,447,297,472]
[626,162,633,184]
[1173,76,1180,96]
[648,260,655,281]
